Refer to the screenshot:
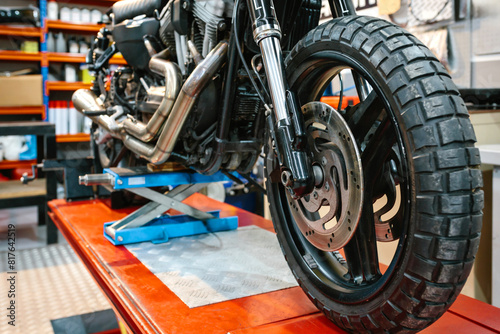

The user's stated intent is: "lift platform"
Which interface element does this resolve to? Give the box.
[79,167,238,246]
[48,193,500,334]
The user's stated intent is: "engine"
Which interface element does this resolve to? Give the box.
[160,0,233,59]
[103,0,262,173]
[192,0,233,56]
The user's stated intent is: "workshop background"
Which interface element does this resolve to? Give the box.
[0,0,499,333]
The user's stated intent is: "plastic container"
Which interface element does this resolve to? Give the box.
[19,136,37,160]
[91,9,102,24]
[47,0,58,20]
[80,65,93,83]
[81,8,90,23]
[1,136,25,161]
[48,100,56,125]
[65,64,77,82]
[56,32,66,53]
[69,102,79,135]
[79,39,89,54]
[60,7,71,22]
[68,38,79,54]
[55,101,69,135]
[71,7,81,23]
[46,32,55,52]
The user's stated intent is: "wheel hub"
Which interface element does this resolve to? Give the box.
[288,102,364,251]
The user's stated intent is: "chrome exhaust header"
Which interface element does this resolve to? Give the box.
[122,58,182,142]
[123,40,228,164]
[72,40,228,165]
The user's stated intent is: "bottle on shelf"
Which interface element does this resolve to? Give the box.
[81,8,91,23]
[68,38,79,54]
[81,64,93,83]
[56,32,66,53]
[91,10,102,24]
[47,32,55,52]
[71,8,81,23]
[48,101,56,125]
[83,111,92,134]
[65,64,77,83]
[47,0,59,20]
[79,39,89,55]
[61,101,69,135]
[60,6,71,22]
[69,102,79,135]
[55,101,68,135]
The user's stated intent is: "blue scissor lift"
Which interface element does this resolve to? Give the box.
[79,167,238,246]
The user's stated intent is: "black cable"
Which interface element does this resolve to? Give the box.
[409,0,450,24]
[251,54,271,102]
[232,0,269,106]
[114,92,134,113]
[239,172,266,194]
[192,123,216,140]
[337,72,344,112]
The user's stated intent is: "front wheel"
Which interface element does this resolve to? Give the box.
[265,16,483,332]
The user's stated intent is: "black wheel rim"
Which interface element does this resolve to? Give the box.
[271,50,414,304]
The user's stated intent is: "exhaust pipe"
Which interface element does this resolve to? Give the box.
[122,58,182,142]
[72,89,116,134]
[123,40,228,164]
[72,40,228,165]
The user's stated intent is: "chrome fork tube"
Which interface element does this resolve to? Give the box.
[245,0,314,197]
[245,0,288,123]
[259,37,288,122]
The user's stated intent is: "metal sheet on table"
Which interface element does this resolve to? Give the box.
[125,225,299,308]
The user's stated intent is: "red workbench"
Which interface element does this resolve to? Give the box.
[49,194,500,334]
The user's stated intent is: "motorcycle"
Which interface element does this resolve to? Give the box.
[73,0,484,332]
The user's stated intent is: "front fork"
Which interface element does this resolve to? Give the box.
[246,0,314,198]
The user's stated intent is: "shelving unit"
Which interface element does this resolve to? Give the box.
[0,159,37,170]
[0,106,46,118]
[47,52,126,65]
[56,133,91,143]
[0,0,122,143]
[46,81,92,93]
[0,25,42,38]
[0,50,42,62]
[46,20,104,33]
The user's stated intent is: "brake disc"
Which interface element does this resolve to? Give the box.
[287,102,364,251]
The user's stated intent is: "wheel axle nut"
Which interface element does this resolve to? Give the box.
[313,165,324,186]
[281,170,293,187]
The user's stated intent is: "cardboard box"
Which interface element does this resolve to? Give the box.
[0,75,43,107]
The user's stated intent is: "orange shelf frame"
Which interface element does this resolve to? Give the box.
[0,50,42,62]
[0,25,42,38]
[46,20,104,33]
[46,81,92,94]
[0,106,45,118]
[320,96,361,111]
[0,159,37,170]
[56,133,91,143]
[47,52,127,65]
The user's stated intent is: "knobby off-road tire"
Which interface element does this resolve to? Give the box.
[265,16,483,333]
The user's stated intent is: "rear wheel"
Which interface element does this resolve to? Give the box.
[265,16,483,332]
